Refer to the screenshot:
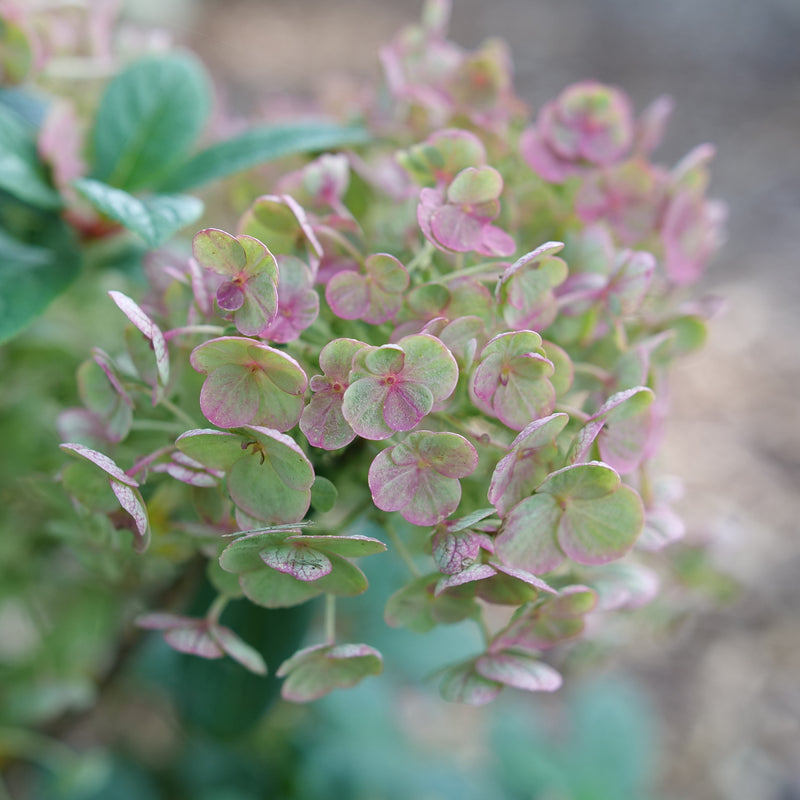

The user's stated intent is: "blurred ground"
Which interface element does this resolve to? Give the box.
[127,2,800,797]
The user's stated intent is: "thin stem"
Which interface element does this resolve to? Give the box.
[207,594,229,626]
[315,225,364,264]
[127,445,175,477]
[383,518,421,577]
[612,318,629,351]
[324,594,336,644]
[164,324,226,341]
[328,496,376,537]
[639,462,654,507]
[472,608,492,647]
[554,403,590,424]
[405,240,436,274]
[158,397,200,429]
[572,362,613,384]
[130,420,189,434]
[440,414,507,451]
[427,260,504,285]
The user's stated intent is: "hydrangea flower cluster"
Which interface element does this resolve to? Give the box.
[58,1,723,704]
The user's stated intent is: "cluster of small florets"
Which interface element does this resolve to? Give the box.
[59,0,722,702]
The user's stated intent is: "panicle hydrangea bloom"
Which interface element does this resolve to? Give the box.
[57,0,725,706]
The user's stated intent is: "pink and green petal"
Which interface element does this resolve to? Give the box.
[192,228,248,277]
[368,432,477,526]
[432,528,485,574]
[396,334,459,403]
[191,338,307,431]
[59,442,138,486]
[556,484,644,565]
[325,271,371,320]
[488,412,568,517]
[435,563,498,593]
[277,643,383,703]
[475,651,562,692]
[341,376,394,440]
[108,291,169,394]
[495,493,564,574]
[439,661,503,705]
[260,543,333,582]
[383,381,434,431]
[110,481,150,553]
[209,625,267,675]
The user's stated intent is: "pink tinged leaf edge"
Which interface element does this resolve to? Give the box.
[60,443,138,486]
[299,389,357,450]
[164,626,224,659]
[198,363,261,429]
[494,493,565,574]
[209,624,268,675]
[475,652,563,693]
[435,564,498,595]
[382,381,434,431]
[260,544,333,582]
[108,291,169,389]
[439,661,503,705]
[110,481,150,552]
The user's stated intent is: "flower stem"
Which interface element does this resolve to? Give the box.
[207,594,229,625]
[324,594,336,644]
[130,420,188,434]
[554,403,590,424]
[127,445,175,477]
[472,608,492,647]
[164,324,226,341]
[158,397,200,429]
[383,518,421,577]
[427,260,504,285]
[405,240,436,275]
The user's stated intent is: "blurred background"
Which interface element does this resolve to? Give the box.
[5,1,799,798]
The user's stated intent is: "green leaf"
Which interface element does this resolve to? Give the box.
[160,122,370,193]
[0,103,62,208]
[73,178,203,248]
[90,53,211,191]
[0,221,82,343]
